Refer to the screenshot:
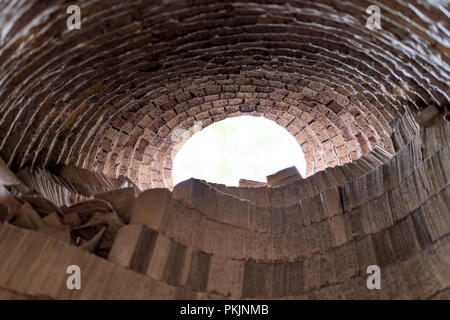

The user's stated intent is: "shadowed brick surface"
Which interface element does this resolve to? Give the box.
[0,0,449,300]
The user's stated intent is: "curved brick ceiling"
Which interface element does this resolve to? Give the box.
[0,0,448,190]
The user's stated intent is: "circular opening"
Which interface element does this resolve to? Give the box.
[172,115,306,186]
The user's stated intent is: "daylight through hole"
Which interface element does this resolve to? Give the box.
[171,116,307,186]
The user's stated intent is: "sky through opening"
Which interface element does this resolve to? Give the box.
[172,116,306,186]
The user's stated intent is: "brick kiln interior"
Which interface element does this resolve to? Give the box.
[0,0,449,299]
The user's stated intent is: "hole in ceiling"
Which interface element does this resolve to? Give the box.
[172,115,307,186]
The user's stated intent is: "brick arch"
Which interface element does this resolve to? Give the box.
[86,72,394,189]
[0,0,447,191]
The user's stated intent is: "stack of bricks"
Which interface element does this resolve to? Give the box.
[266,166,303,187]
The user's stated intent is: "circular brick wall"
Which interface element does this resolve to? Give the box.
[0,0,448,190]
